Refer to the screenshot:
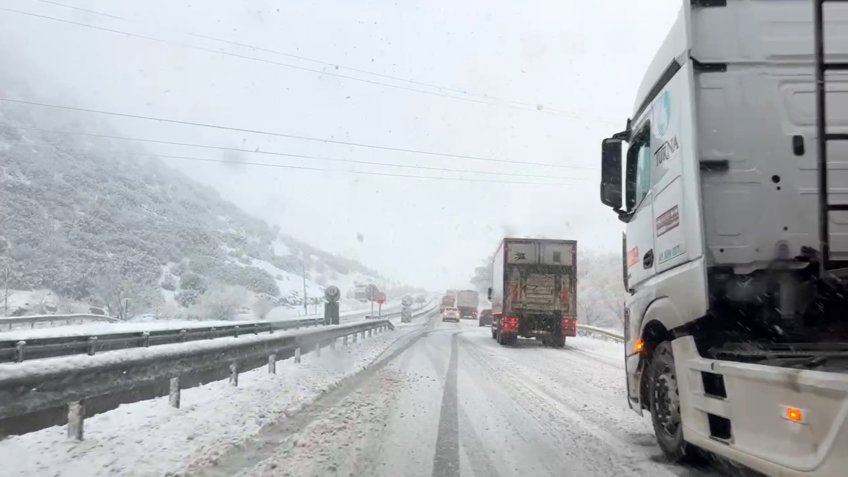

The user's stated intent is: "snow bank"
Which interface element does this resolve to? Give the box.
[0,320,426,477]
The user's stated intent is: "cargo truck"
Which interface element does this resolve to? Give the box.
[439,294,455,313]
[456,290,479,319]
[488,238,577,347]
[598,2,848,475]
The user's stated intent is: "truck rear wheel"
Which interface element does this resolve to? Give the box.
[648,341,701,463]
[550,335,565,348]
[497,331,515,346]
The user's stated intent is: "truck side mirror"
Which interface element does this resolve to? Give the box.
[600,138,623,211]
[487,287,492,301]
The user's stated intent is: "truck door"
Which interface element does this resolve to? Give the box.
[625,124,656,287]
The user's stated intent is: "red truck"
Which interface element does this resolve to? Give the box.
[488,238,577,347]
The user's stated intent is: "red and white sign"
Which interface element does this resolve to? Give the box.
[626,246,640,268]
[375,292,386,305]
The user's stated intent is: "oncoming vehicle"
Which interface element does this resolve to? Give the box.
[441,307,460,323]
[478,309,493,327]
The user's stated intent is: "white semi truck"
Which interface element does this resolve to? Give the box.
[598,1,848,475]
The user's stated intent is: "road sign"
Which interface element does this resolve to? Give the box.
[324,286,340,303]
[375,292,386,305]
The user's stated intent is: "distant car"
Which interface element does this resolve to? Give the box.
[478,309,493,327]
[442,307,460,322]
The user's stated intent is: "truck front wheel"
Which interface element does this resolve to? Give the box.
[648,341,700,463]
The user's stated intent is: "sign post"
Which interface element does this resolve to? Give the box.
[323,286,340,325]
[366,284,378,318]
[376,292,386,318]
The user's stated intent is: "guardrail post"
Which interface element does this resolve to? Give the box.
[330,338,336,350]
[268,354,276,374]
[343,335,348,346]
[179,330,187,342]
[87,337,98,356]
[234,326,240,338]
[169,377,180,408]
[229,363,238,386]
[68,400,85,440]
[14,340,25,363]
[142,331,150,348]
[294,347,301,363]
[352,332,357,344]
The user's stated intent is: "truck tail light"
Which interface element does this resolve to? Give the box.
[502,315,518,331]
[561,316,576,336]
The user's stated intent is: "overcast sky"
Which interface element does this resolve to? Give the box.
[0,0,679,290]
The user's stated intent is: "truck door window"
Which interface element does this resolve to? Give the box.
[625,126,652,212]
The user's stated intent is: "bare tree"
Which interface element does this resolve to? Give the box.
[198,285,248,321]
[252,295,274,319]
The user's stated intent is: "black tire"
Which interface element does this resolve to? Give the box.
[491,327,497,339]
[648,341,701,463]
[551,335,565,348]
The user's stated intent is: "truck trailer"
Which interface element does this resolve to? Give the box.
[598,2,848,475]
[488,238,577,347]
[456,290,479,319]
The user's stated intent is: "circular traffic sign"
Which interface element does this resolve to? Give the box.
[376,291,386,305]
[324,286,341,303]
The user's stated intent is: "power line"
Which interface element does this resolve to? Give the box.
[127,151,563,186]
[1,6,531,112]
[34,0,121,19]
[29,0,577,116]
[1,97,577,169]
[23,126,589,178]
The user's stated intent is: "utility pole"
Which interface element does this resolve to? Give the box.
[302,263,308,316]
[3,266,8,316]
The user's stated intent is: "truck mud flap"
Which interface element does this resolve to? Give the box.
[672,336,848,477]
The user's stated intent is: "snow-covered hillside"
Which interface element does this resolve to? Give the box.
[0,105,405,322]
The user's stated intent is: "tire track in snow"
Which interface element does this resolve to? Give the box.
[432,332,460,477]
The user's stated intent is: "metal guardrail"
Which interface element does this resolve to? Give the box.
[0,318,324,364]
[0,314,120,330]
[0,301,438,364]
[0,305,436,439]
[0,320,387,439]
[576,324,624,342]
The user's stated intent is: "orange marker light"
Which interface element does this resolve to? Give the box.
[634,338,645,353]
[784,406,804,423]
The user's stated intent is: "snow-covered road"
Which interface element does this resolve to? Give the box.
[193,315,734,477]
[1,311,752,477]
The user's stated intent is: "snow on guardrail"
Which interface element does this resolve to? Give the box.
[0,304,437,440]
[576,324,624,343]
[0,313,120,330]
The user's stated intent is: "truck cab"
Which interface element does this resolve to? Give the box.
[598,2,848,475]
